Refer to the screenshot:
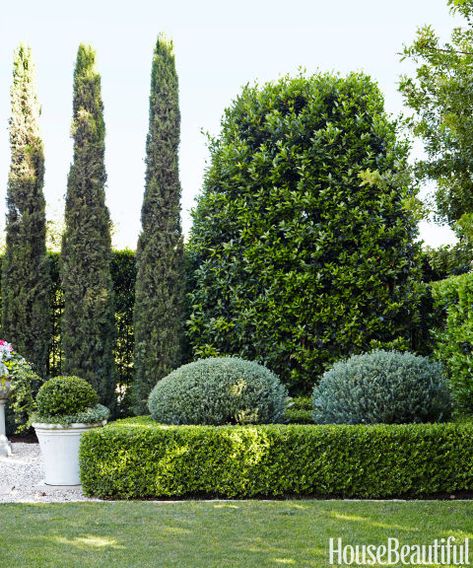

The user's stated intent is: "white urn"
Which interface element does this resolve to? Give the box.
[33,420,106,485]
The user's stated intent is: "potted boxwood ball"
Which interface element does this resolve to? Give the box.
[32,376,109,485]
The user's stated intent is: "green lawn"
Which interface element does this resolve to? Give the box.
[1,500,472,567]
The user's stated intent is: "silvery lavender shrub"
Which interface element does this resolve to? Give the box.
[148,357,287,425]
[312,350,451,424]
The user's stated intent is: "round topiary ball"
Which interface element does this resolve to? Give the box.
[148,357,287,425]
[312,350,451,424]
[36,376,99,418]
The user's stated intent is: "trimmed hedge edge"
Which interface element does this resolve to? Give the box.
[80,417,473,499]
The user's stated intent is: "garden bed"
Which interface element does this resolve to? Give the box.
[80,417,473,499]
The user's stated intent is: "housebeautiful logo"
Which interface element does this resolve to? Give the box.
[328,537,470,566]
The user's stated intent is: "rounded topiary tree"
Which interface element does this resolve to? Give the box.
[35,376,99,417]
[312,350,451,424]
[188,72,424,394]
[148,357,287,425]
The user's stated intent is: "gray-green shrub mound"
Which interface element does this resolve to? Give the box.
[312,350,451,424]
[148,357,287,425]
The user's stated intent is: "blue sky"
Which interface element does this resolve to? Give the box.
[0,0,460,248]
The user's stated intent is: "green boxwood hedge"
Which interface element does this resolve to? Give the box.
[284,408,314,424]
[80,417,473,499]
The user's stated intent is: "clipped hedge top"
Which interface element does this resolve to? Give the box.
[96,415,466,434]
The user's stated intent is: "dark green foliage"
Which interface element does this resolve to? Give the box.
[111,249,136,415]
[2,45,50,375]
[35,376,98,417]
[133,35,185,413]
[312,350,451,424]
[47,251,63,377]
[432,273,473,417]
[80,417,473,499]
[61,45,115,405]
[416,241,473,356]
[188,73,424,393]
[400,1,473,227]
[284,395,313,424]
[422,245,472,283]
[283,408,314,424]
[410,282,437,357]
[148,357,287,425]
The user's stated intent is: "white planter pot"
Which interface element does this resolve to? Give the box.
[33,421,106,486]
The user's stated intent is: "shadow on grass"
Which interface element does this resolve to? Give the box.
[1,501,473,567]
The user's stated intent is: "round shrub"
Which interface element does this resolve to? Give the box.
[312,350,451,424]
[35,376,99,418]
[148,357,287,425]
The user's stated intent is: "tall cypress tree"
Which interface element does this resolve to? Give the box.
[3,45,50,375]
[61,45,115,405]
[133,35,185,414]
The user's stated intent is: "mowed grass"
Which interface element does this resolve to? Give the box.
[1,500,472,567]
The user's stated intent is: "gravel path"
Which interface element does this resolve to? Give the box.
[0,443,97,503]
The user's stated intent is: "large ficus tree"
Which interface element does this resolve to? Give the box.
[3,45,50,375]
[133,34,185,414]
[188,73,424,394]
[400,0,473,228]
[61,45,115,405]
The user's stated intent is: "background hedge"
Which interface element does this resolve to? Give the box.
[188,72,425,394]
[1,248,467,421]
[80,417,473,499]
[432,272,473,417]
[0,250,136,417]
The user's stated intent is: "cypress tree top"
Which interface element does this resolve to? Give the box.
[133,34,185,414]
[9,45,42,154]
[61,44,115,405]
[141,34,181,237]
[70,45,106,174]
[3,45,50,374]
